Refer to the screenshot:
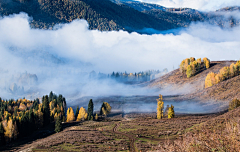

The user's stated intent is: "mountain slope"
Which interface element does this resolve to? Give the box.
[113,0,240,28]
[147,61,240,101]
[0,0,179,31]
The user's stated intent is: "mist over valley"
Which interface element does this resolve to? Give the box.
[1,1,240,151]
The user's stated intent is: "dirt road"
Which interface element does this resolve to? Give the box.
[112,123,137,152]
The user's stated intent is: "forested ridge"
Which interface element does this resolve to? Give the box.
[0,0,179,31]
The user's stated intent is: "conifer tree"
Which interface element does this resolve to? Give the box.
[87,99,94,120]
[43,95,50,126]
[168,105,175,118]
[55,116,62,133]
[157,94,164,119]
[75,106,79,118]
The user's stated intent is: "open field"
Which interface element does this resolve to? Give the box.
[1,109,228,152]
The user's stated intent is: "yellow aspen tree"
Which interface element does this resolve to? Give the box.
[184,58,190,71]
[191,61,198,76]
[203,57,210,69]
[180,60,185,74]
[19,103,27,111]
[196,58,201,64]
[104,102,112,115]
[157,94,164,119]
[95,114,98,120]
[206,60,210,69]
[190,57,195,63]
[186,65,193,78]
[219,66,230,81]
[4,118,14,142]
[196,58,201,72]
[77,107,87,121]
[205,72,216,88]
[168,105,175,118]
[84,112,87,120]
[215,74,220,84]
[236,60,240,75]
[100,102,112,116]
[101,107,107,116]
[230,63,237,78]
[67,107,75,122]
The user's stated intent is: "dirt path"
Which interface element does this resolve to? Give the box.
[112,123,137,152]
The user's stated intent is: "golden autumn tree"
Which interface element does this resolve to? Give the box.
[215,74,220,84]
[76,107,87,121]
[180,60,185,74]
[186,65,193,78]
[184,58,190,71]
[230,63,237,78]
[205,60,210,69]
[190,57,195,63]
[3,118,17,142]
[219,66,230,81]
[168,105,175,118]
[205,72,216,88]
[236,60,240,74]
[95,114,98,120]
[157,94,164,119]
[203,57,210,69]
[100,102,112,116]
[66,107,75,122]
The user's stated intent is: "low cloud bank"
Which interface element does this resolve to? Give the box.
[0,13,240,100]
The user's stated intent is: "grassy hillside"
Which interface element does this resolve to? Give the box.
[157,106,240,151]
[148,61,239,101]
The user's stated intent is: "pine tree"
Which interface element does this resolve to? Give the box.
[168,105,175,118]
[75,106,79,118]
[49,91,53,102]
[55,116,62,133]
[87,99,94,120]
[157,94,164,119]
[42,95,50,126]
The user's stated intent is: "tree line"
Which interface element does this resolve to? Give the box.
[0,91,66,146]
[205,60,240,88]
[180,57,210,78]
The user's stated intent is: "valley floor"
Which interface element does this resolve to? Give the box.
[2,111,226,152]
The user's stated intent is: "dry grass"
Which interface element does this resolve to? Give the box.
[154,107,240,152]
